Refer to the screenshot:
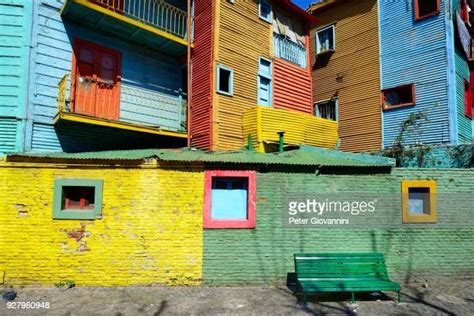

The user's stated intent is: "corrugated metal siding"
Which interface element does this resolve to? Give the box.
[31,0,186,151]
[273,58,312,113]
[243,106,338,152]
[0,118,18,153]
[310,0,381,153]
[0,1,28,118]
[454,49,471,143]
[190,0,214,149]
[0,0,31,152]
[380,0,450,147]
[215,0,272,151]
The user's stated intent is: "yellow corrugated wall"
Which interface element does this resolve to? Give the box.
[310,0,382,152]
[243,106,338,152]
[213,0,272,151]
[0,161,204,286]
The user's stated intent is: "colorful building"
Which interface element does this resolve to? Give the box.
[0,0,341,154]
[1,148,473,286]
[1,0,190,153]
[308,0,474,152]
[191,0,338,152]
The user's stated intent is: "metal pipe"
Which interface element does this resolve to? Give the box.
[277,131,285,153]
[186,0,192,148]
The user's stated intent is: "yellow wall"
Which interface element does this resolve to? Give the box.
[243,106,338,152]
[212,0,272,151]
[0,161,204,286]
[310,0,381,152]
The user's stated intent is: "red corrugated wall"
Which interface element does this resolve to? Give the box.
[273,58,313,114]
[190,0,214,149]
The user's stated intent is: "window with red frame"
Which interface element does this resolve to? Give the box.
[414,0,440,21]
[203,170,256,229]
[465,79,473,119]
[62,186,95,210]
[382,84,416,110]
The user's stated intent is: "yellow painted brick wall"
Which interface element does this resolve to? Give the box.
[0,162,204,286]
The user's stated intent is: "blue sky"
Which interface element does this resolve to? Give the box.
[292,0,315,9]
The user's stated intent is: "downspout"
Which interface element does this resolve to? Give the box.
[187,0,192,149]
[446,0,458,145]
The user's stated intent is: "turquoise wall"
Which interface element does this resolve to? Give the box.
[0,0,33,153]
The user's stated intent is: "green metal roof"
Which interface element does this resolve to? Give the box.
[6,147,395,168]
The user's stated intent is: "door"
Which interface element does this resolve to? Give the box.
[73,40,121,120]
[258,76,272,106]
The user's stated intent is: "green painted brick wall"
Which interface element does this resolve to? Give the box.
[203,168,474,285]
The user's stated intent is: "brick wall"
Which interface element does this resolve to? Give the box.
[0,161,204,286]
[203,168,474,285]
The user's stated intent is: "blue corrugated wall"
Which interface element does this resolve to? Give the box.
[452,0,473,144]
[380,0,451,148]
[0,0,33,153]
[25,0,186,152]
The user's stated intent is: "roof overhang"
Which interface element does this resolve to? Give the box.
[276,0,320,24]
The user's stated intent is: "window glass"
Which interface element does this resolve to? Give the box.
[316,26,335,54]
[259,0,272,23]
[382,85,415,108]
[217,65,233,95]
[211,177,249,220]
[416,0,439,19]
[315,99,337,121]
[408,187,431,215]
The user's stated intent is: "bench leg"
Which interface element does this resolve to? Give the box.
[351,292,355,303]
[303,294,307,305]
[397,291,401,303]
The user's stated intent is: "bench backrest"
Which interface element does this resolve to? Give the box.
[294,253,391,282]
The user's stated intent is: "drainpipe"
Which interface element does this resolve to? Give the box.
[247,134,253,151]
[277,131,285,153]
[186,0,192,149]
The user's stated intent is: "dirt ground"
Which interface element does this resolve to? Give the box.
[1,279,473,315]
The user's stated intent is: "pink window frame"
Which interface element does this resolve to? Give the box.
[203,170,256,229]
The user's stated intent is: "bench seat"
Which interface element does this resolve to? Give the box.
[294,253,400,303]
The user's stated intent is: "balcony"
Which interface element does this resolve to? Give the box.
[56,73,187,139]
[273,33,307,68]
[61,0,191,56]
[243,106,338,153]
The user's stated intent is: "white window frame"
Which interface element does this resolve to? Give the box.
[257,57,273,106]
[258,0,272,24]
[316,25,336,55]
[314,98,338,121]
[216,64,234,96]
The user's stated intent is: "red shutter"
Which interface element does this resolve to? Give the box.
[461,0,469,22]
[465,79,473,119]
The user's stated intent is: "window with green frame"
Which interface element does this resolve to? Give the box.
[53,179,104,220]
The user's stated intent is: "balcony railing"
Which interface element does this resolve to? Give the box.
[87,0,188,39]
[273,33,307,68]
[57,73,187,133]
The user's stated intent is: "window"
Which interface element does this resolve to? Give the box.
[414,0,440,21]
[465,79,473,119]
[381,84,416,110]
[316,25,335,55]
[314,99,338,121]
[53,179,103,220]
[203,170,256,229]
[259,0,272,23]
[401,180,437,223]
[257,58,272,107]
[216,64,233,96]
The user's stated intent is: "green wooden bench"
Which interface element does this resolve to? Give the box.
[294,253,400,304]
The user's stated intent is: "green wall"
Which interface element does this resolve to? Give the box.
[203,168,474,285]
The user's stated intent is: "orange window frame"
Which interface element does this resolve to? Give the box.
[381,84,416,111]
[414,0,440,21]
[71,38,122,120]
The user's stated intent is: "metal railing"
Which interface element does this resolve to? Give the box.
[57,73,187,132]
[273,33,307,68]
[90,0,188,39]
